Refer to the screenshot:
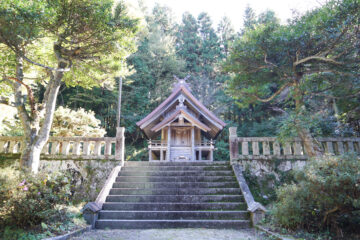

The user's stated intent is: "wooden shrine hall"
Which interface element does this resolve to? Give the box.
[136,76,226,161]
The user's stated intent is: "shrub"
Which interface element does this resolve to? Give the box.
[51,106,106,137]
[272,154,360,235]
[0,167,72,228]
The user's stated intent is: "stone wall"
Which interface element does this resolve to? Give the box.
[231,158,306,179]
[39,159,120,201]
[0,127,126,201]
[1,156,121,202]
[228,127,360,178]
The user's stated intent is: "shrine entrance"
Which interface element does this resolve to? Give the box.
[137,76,226,162]
[171,127,191,146]
[171,127,192,161]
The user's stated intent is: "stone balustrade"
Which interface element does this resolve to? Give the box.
[0,127,125,162]
[229,127,360,162]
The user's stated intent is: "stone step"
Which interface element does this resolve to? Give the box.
[98,210,249,220]
[124,161,229,166]
[106,194,243,203]
[112,181,239,189]
[122,165,232,171]
[119,170,234,177]
[109,188,242,195]
[102,202,247,211]
[116,176,236,183]
[95,219,251,229]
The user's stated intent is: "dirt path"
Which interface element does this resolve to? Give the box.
[71,228,264,240]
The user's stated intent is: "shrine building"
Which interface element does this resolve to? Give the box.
[136,76,226,161]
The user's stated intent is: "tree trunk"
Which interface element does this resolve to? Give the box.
[20,142,42,172]
[293,78,323,158]
[296,126,323,157]
[16,54,66,173]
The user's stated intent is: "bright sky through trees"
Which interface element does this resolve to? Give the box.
[142,0,324,28]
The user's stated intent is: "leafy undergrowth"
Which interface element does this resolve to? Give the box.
[259,217,360,240]
[258,154,360,240]
[1,204,87,240]
[0,166,87,240]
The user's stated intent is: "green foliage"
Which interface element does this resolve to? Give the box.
[272,154,360,233]
[51,106,106,137]
[0,110,23,136]
[277,109,336,142]
[0,167,72,228]
[0,1,139,171]
[213,139,229,161]
[224,0,360,139]
[126,144,148,161]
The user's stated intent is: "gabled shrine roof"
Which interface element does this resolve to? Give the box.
[151,108,211,132]
[136,77,226,139]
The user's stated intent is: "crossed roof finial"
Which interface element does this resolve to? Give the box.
[174,74,191,83]
[173,74,191,91]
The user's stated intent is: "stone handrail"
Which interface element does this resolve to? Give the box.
[82,165,122,228]
[229,127,360,162]
[0,127,125,163]
[232,164,266,225]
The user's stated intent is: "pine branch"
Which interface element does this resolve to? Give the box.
[294,55,343,66]
[253,82,294,103]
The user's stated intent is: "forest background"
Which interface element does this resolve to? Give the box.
[1,1,359,161]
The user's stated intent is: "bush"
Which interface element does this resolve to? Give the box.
[0,167,72,228]
[272,154,360,235]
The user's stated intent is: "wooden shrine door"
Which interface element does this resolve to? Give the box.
[170,127,192,161]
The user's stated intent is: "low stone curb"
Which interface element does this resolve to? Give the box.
[42,225,91,240]
[255,225,298,240]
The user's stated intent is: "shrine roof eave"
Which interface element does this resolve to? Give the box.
[151,108,211,133]
[136,85,226,128]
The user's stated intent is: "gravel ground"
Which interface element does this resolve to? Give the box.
[71,228,264,240]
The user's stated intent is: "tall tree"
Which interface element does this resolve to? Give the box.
[176,12,224,108]
[123,4,185,145]
[217,16,235,57]
[224,0,360,156]
[176,12,202,73]
[243,5,256,31]
[0,0,138,172]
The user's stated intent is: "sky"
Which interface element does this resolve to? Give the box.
[139,0,325,29]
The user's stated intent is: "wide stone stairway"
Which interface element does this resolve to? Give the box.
[95,161,251,229]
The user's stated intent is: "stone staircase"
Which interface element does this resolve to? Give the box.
[95,161,251,229]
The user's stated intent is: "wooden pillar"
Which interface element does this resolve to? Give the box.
[210,139,213,161]
[160,128,164,161]
[191,126,195,161]
[149,139,152,161]
[161,129,164,143]
[166,126,171,161]
[199,148,202,161]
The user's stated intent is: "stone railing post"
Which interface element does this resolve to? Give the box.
[229,127,238,162]
[0,141,6,153]
[115,127,125,166]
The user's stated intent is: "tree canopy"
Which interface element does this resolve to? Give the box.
[0,0,139,172]
[1,0,359,163]
[223,0,360,156]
